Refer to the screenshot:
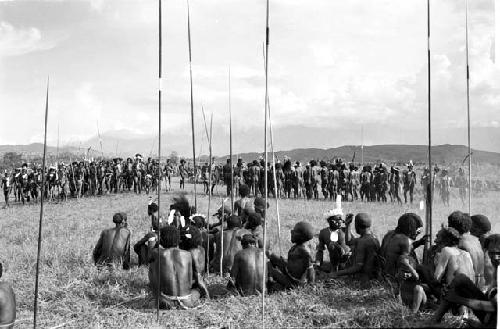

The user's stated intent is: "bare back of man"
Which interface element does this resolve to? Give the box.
[230,247,265,295]
[435,246,474,286]
[93,226,131,269]
[213,228,250,273]
[149,248,200,309]
[459,233,485,287]
[382,233,411,277]
[0,282,16,329]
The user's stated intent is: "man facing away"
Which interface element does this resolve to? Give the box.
[148,226,209,309]
[93,213,131,270]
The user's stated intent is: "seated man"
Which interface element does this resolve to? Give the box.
[0,263,16,329]
[380,213,426,312]
[253,197,269,218]
[245,212,264,248]
[189,214,213,269]
[148,226,209,309]
[180,226,206,276]
[211,215,250,274]
[234,184,254,221]
[267,221,315,290]
[471,214,494,289]
[448,211,485,288]
[331,213,380,284]
[93,213,131,270]
[315,210,350,272]
[430,234,500,327]
[134,218,160,267]
[227,234,265,296]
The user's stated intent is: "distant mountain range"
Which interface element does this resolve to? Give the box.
[1,142,499,166]
[218,144,500,166]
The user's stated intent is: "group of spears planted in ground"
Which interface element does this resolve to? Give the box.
[1,182,498,328]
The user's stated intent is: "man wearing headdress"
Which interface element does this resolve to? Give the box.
[315,208,350,272]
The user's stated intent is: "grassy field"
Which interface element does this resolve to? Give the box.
[0,179,499,328]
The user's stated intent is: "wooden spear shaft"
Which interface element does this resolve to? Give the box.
[262,0,270,327]
[187,0,198,211]
[156,0,162,322]
[33,77,49,329]
[465,0,472,214]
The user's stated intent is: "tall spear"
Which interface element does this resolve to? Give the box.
[156,0,162,321]
[201,106,213,274]
[97,120,103,159]
[262,0,270,326]
[262,43,282,257]
[33,77,50,328]
[229,66,234,214]
[187,0,198,211]
[424,0,433,264]
[465,0,472,214]
[56,123,60,164]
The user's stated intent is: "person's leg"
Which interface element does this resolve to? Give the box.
[411,285,427,313]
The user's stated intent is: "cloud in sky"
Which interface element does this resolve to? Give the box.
[0,0,498,151]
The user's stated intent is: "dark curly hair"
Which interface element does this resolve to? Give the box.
[159,226,180,248]
[448,211,472,235]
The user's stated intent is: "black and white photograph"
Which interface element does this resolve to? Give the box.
[0,0,499,327]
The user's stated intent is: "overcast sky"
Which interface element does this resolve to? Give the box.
[0,0,498,151]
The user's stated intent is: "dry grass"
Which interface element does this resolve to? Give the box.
[1,180,499,328]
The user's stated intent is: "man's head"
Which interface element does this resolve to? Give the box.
[354,213,371,235]
[435,226,460,247]
[159,226,180,248]
[239,184,250,198]
[327,215,343,231]
[291,221,314,244]
[470,214,491,238]
[190,214,206,229]
[214,203,232,219]
[179,226,202,250]
[227,215,242,230]
[254,197,269,216]
[246,212,262,230]
[395,213,422,240]
[241,234,257,249]
[484,234,500,267]
[447,211,472,235]
[112,213,124,226]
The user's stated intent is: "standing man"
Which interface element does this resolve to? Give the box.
[179,159,188,190]
[1,170,10,208]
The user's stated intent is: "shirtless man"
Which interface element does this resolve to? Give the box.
[470,214,494,288]
[227,234,265,296]
[430,233,500,327]
[93,213,131,270]
[211,215,250,273]
[180,226,206,276]
[233,184,254,222]
[379,213,426,312]
[1,171,10,208]
[315,210,350,272]
[331,213,380,284]
[245,212,264,248]
[0,263,16,329]
[448,211,485,288]
[148,226,209,309]
[267,221,315,290]
[434,226,474,286]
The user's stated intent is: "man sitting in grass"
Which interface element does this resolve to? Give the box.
[448,211,485,289]
[330,213,381,285]
[149,226,209,309]
[430,233,500,327]
[380,213,427,313]
[179,226,206,276]
[245,212,264,248]
[227,234,265,296]
[470,214,495,289]
[267,221,315,290]
[0,263,16,329]
[93,213,131,270]
[211,215,250,274]
[315,210,350,272]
